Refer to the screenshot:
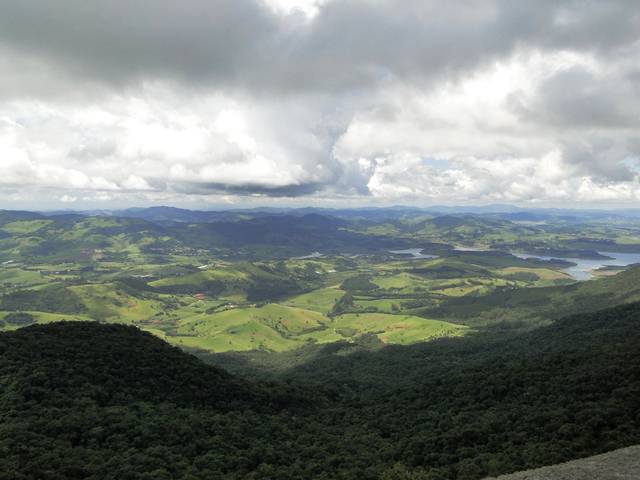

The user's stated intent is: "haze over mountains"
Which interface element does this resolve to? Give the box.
[38,205,640,223]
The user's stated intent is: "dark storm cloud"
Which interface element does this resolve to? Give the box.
[510,66,640,129]
[561,140,633,182]
[0,0,276,87]
[191,181,326,197]
[0,0,637,94]
[507,58,640,182]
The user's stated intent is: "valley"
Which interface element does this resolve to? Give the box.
[2,207,640,357]
[2,206,640,479]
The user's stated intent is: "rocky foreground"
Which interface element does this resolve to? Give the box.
[486,445,640,479]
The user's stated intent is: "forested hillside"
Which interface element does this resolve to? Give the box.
[424,265,640,327]
[2,302,640,479]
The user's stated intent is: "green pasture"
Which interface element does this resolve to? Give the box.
[283,287,344,313]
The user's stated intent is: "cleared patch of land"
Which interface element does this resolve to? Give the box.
[159,304,467,353]
[282,286,343,313]
[327,312,467,344]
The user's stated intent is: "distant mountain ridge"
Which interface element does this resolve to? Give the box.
[31,204,640,224]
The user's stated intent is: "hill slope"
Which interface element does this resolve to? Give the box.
[2,303,640,479]
[0,322,288,411]
[428,265,640,327]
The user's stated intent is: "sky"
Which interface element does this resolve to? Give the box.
[0,0,639,210]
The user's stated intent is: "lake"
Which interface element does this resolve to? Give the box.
[512,251,640,281]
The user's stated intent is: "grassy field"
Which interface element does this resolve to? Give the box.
[0,248,586,353]
[0,310,91,330]
[497,266,572,285]
[166,303,328,352]
[156,304,468,353]
[282,287,344,313]
[2,209,639,356]
[422,265,640,328]
[149,267,249,290]
[328,313,467,344]
[352,297,403,313]
[1,219,54,234]
[69,283,165,323]
[372,272,429,291]
[0,267,46,287]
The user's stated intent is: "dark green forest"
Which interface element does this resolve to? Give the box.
[2,302,640,480]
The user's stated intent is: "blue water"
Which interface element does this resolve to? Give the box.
[390,248,640,280]
[512,251,640,281]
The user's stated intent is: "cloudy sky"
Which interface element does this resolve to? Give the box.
[0,0,639,210]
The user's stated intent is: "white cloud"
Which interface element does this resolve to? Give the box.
[0,1,638,208]
[332,51,640,205]
[263,0,329,18]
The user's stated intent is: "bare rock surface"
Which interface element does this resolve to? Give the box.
[485,445,640,479]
